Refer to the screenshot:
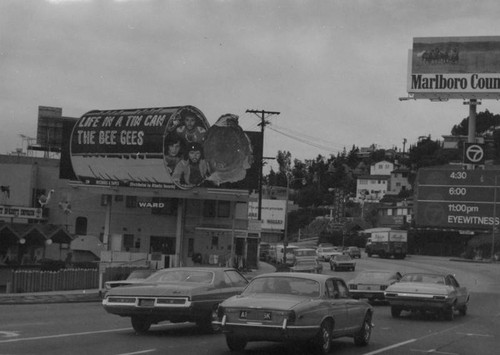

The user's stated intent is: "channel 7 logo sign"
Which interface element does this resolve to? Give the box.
[464,143,485,165]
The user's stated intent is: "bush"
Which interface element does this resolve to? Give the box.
[39,259,66,271]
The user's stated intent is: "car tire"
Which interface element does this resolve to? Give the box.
[131,316,152,334]
[314,320,332,354]
[391,306,401,318]
[226,335,247,351]
[459,304,467,316]
[354,312,372,346]
[196,305,221,333]
[444,304,455,321]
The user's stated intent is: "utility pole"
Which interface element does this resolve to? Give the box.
[246,109,280,221]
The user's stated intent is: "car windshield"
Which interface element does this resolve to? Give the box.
[146,269,214,284]
[335,255,351,261]
[320,247,336,253]
[243,276,320,297]
[401,274,445,284]
[355,271,394,283]
[295,250,316,257]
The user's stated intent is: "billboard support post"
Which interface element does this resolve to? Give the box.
[467,99,477,169]
[492,176,498,262]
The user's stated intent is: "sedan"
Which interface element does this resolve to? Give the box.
[348,270,402,302]
[290,259,323,274]
[102,267,248,333]
[330,254,356,271]
[214,273,373,354]
[384,272,469,321]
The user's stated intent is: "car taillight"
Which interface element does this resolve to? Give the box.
[285,310,296,324]
[217,305,225,319]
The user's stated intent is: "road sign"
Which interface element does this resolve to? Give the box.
[415,168,500,229]
[464,143,485,164]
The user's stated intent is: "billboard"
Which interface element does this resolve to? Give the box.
[69,106,258,190]
[415,168,500,229]
[37,106,64,150]
[248,199,286,230]
[408,36,500,100]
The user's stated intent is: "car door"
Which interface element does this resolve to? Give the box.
[337,279,365,332]
[325,279,349,335]
[447,275,468,306]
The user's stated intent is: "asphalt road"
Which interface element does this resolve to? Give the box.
[0,255,498,355]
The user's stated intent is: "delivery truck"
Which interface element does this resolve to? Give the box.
[364,229,407,259]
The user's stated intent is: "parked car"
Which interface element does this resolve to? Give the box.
[384,272,469,321]
[102,267,248,333]
[104,269,157,291]
[348,270,402,302]
[214,273,373,353]
[330,254,356,271]
[290,259,323,274]
[259,242,271,261]
[316,246,341,261]
[276,245,299,265]
[344,246,361,259]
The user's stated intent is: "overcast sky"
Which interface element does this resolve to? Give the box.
[3,0,500,173]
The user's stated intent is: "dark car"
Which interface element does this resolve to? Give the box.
[214,273,373,353]
[102,267,248,333]
[344,246,361,259]
[330,254,356,271]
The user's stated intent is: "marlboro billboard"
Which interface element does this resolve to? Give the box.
[408,36,500,100]
[69,106,258,190]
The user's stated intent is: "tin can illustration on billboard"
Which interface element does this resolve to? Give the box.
[70,106,254,190]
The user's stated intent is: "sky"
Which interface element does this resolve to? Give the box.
[3,0,500,174]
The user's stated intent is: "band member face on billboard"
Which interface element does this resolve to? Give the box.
[188,149,201,164]
[168,140,181,157]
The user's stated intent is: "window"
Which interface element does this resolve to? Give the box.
[75,217,88,235]
[335,280,349,298]
[123,234,134,251]
[225,270,248,287]
[115,195,123,202]
[217,200,230,218]
[101,194,111,206]
[203,200,216,217]
[203,200,231,218]
[326,280,337,298]
[126,196,137,208]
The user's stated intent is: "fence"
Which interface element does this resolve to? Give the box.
[6,266,151,293]
[9,268,99,293]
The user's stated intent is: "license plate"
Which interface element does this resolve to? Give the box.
[139,299,155,307]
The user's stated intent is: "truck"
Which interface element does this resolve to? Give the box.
[364,229,407,259]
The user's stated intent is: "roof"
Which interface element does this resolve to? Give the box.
[0,222,72,244]
[358,175,391,180]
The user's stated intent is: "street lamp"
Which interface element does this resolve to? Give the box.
[283,174,306,265]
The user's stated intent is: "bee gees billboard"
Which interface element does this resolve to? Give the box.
[408,36,500,99]
[69,106,259,190]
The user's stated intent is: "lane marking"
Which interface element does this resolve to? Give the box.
[363,339,417,354]
[116,350,156,355]
[0,327,132,343]
[456,332,493,337]
[410,349,458,354]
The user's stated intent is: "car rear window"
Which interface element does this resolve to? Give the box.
[147,270,214,284]
[243,276,320,297]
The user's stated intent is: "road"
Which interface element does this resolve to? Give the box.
[0,255,499,355]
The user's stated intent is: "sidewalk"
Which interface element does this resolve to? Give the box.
[0,262,276,305]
